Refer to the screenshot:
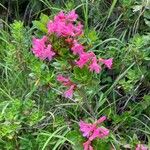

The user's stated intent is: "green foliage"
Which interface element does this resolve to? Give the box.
[66,130,84,150]
[73,66,92,83]
[33,13,50,33]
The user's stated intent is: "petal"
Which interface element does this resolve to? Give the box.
[79,121,96,138]
[83,140,91,150]
[96,116,107,124]
[64,85,75,99]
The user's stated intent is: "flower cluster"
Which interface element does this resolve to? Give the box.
[32,36,55,60]
[79,116,109,150]
[31,10,113,98]
[57,75,76,99]
[75,52,113,73]
[47,10,83,37]
[65,37,113,74]
[32,10,83,61]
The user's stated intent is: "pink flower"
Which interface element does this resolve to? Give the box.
[64,85,75,98]
[61,23,74,37]
[79,121,96,138]
[89,145,94,150]
[32,36,55,60]
[54,11,66,22]
[99,58,113,69]
[97,127,109,138]
[57,75,69,82]
[89,127,109,141]
[76,52,95,68]
[136,144,148,150]
[89,57,101,73]
[66,10,78,22]
[71,41,84,55]
[88,128,100,141]
[32,36,47,56]
[47,11,83,37]
[83,140,94,150]
[74,22,83,36]
[47,21,55,34]
[96,116,107,124]
[44,44,55,60]
[57,75,70,86]
[57,75,76,98]
[57,75,76,99]
[48,19,74,37]
[79,116,109,150]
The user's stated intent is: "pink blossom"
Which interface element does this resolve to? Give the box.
[79,121,96,138]
[97,127,109,138]
[32,36,47,55]
[47,11,83,37]
[96,116,107,124]
[32,36,55,60]
[54,11,66,22]
[66,10,78,22]
[89,127,109,141]
[57,75,70,86]
[79,116,109,150]
[61,23,74,37]
[79,117,109,140]
[71,41,84,55]
[47,21,55,34]
[136,144,148,150]
[88,128,100,141]
[64,85,75,98]
[99,58,113,69]
[83,140,93,150]
[89,145,94,150]
[44,44,55,60]
[57,75,70,83]
[48,20,74,37]
[89,57,101,73]
[83,141,90,150]
[57,74,76,99]
[73,22,83,36]
[76,52,95,68]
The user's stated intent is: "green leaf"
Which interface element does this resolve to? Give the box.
[32,13,50,33]
[40,13,50,25]
[93,139,111,150]
[33,21,48,33]
[66,130,84,150]
[87,30,98,43]
[73,66,92,83]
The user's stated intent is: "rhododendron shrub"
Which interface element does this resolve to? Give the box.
[31,10,113,99]
[31,11,113,149]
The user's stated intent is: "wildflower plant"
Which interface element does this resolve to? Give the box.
[31,10,113,149]
[31,10,113,99]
